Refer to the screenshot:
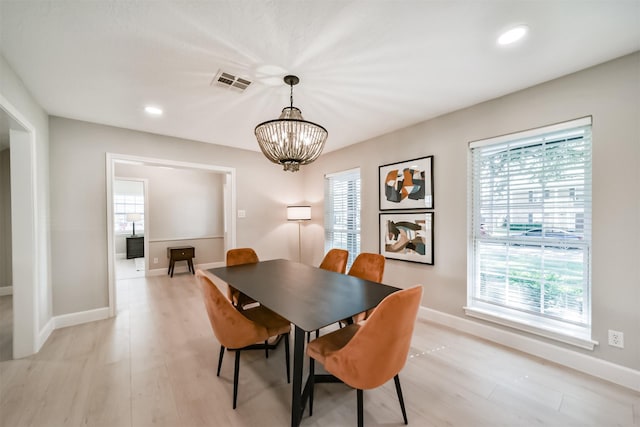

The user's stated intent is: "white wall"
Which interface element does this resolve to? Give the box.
[303,52,640,371]
[0,148,11,287]
[116,165,224,240]
[49,117,305,316]
[115,163,226,268]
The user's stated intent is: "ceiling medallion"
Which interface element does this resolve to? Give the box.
[254,75,328,172]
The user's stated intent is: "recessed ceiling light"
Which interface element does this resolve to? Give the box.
[144,106,163,116]
[497,25,528,46]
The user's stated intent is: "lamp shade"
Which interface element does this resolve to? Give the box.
[287,205,311,221]
[126,213,142,222]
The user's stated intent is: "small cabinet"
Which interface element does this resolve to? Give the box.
[126,236,144,259]
[167,246,195,277]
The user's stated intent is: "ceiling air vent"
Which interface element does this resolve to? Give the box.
[211,70,252,92]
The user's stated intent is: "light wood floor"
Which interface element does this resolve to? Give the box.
[1,271,638,427]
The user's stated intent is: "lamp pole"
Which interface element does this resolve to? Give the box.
[287,205,311,263]
[297,221,302,262]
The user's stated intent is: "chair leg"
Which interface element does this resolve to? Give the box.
[233,350,241,410]
[357,389,363,427]
[265,340,269,359]
[394,374,408,425]
[309,358,315,416]
[217,346,225,376]
[284,333,291,384]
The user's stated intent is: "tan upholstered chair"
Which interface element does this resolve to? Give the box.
[196,270,291,409]
[226,248,259,310]
[306,285,422,426]
[347,253,385,323]
[319,248,349,274]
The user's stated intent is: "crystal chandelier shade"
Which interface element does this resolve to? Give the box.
[254,75,328,172]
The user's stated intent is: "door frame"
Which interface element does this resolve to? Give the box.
[106,153,236,317]
[0,93,42,359]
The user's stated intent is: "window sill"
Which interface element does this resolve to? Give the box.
[463,305,598,351]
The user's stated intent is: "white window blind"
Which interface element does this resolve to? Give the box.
[325,169,361,269]
[467,117,593,347]
[114,194,145,233]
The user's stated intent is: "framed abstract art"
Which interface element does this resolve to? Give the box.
[379,156,433,210]
[379,212,434,264]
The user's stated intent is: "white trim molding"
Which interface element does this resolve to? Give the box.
[149,235,224,243]
[54,307,110,329]
[419,306,640,392]
[464,305,597,350]
[147,261,224,277]
[37,318,54,350]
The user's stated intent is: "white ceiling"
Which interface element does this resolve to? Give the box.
[0,1,638,154]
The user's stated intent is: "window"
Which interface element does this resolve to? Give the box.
[325,168,361,269]
[467,117,593,348]
[114,194,144,234]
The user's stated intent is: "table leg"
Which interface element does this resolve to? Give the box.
[291,325,305,427]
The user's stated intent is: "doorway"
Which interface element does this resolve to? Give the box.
[0,96,41,360]
[0,114,12,361]
[113,178,147,281]
[106,154,236,317]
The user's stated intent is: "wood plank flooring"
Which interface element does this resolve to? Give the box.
[1,271,638,427]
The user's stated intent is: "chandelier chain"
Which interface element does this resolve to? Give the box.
[290,82,294,109]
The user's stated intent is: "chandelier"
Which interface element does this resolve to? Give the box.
[255,75,328,172]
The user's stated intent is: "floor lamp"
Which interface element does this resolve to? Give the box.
[287,205,311,262]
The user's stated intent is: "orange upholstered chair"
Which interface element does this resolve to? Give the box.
[347,253,385,323]
[319,248,349,274]
[306,285,423,426]
[196,270,291,409]
[226,248,259,310]
[307,249,350,342]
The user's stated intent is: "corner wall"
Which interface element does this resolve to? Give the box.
[0,53,52,356]
[303,52,640,372]
[115,163,226,269]
[49,117,306,316]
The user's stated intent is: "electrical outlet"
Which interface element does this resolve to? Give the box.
[608,330,624,348]
[237,210,246,218]
[153,257,158,264]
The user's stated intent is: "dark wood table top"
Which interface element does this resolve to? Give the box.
[208,259,400,332]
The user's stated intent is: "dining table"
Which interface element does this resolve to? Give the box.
[207,258,400,427]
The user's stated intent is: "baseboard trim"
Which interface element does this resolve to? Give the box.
[54,307,110,329]
[418,307,640,392]
[0,286,13,296]
[147,261,224,277]
[195,261,224,270]
[37,318,54,351]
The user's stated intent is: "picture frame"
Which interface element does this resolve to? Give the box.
[379,212,434,265]
[379,156,433,210]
